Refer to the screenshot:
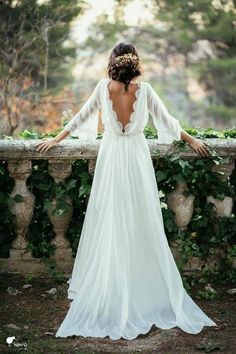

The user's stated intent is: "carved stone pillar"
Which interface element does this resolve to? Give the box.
[166,182,195,229]
[88,159,97,175]
[47,160,73,261]
[206,158,235,217]
[7,160,35,260]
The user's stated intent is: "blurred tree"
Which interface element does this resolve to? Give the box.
[152,0,236,123]
[0,0,84,135]
[80,0,235,126]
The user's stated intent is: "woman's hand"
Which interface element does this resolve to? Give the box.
[188,138,210,157]
[35,138,58,153]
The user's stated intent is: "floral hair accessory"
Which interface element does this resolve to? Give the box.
[113,53,140,69]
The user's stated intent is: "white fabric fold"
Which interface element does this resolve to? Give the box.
[62,79,104,141]
[146,82,184,144]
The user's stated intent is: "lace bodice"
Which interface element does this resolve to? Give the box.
[62,78,184,143]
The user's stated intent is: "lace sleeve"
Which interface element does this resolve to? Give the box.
[62,79,104,140]
[146,82,184,144]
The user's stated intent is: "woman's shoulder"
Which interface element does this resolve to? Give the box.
[99,78,150,84]
[97,78,152,92]
[140,81,156,95]
[97,78,109,85]
[92,78,109,91]
[99,78,111,84]
[140,80,152,87]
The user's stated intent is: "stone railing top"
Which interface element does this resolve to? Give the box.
[0,138,236,160]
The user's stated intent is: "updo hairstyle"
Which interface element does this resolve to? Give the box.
[107,42,143,93]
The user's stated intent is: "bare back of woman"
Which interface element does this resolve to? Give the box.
[107,79,140,132]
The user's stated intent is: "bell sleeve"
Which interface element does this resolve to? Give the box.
[62,79,104,140]
[146,82,184,144]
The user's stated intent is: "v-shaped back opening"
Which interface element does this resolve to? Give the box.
[106,78,141,133]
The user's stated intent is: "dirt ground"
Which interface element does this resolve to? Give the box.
[0,273,235,354]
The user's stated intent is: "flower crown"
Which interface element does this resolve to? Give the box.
[113,53,140,69]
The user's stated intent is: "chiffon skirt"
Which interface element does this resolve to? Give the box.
[55,131,217,340]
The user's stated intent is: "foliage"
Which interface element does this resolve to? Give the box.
[0,161,16,257]
[154,0,236,122]
[195,341,223,353]
[0,0,83,91]
[41,257,67,284]
[152,135,236,292]
[81,0,236,124]
[7,125,236,141]
[25,159,93,258]
[0,0,84,135]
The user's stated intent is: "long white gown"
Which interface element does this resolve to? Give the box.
[55,78,217,340]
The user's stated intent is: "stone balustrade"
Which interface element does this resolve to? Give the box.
[0,137,235,274]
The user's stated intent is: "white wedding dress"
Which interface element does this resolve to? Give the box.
[55,78,217,340]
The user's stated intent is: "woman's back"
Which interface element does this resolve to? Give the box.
[107,79,140,132]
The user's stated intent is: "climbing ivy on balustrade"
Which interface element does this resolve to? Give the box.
[152,135,235,295]
[0,126,235,296]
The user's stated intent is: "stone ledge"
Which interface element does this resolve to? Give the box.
[0,138,236,160]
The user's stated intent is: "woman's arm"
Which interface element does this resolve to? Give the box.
[36,79,104,152]
[146,82,209,157]
[36,130,70,153]
[180,130,209,157]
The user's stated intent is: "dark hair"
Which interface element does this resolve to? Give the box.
[107,42,143,93]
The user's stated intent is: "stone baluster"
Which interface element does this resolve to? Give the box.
[47,160,73,262]
[166,182,195,230]
[88,159,97,175]
[206,158,235,217]
[7,160,35,260]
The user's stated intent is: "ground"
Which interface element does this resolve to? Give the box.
[0,273,235,354]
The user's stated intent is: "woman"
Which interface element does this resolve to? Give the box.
[36,42,217,340]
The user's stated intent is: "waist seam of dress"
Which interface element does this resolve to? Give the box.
[103,131,144,138]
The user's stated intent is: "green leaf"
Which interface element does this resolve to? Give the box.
[13,194,24,202]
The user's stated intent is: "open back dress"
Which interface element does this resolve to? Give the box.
[55,78,217,340]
